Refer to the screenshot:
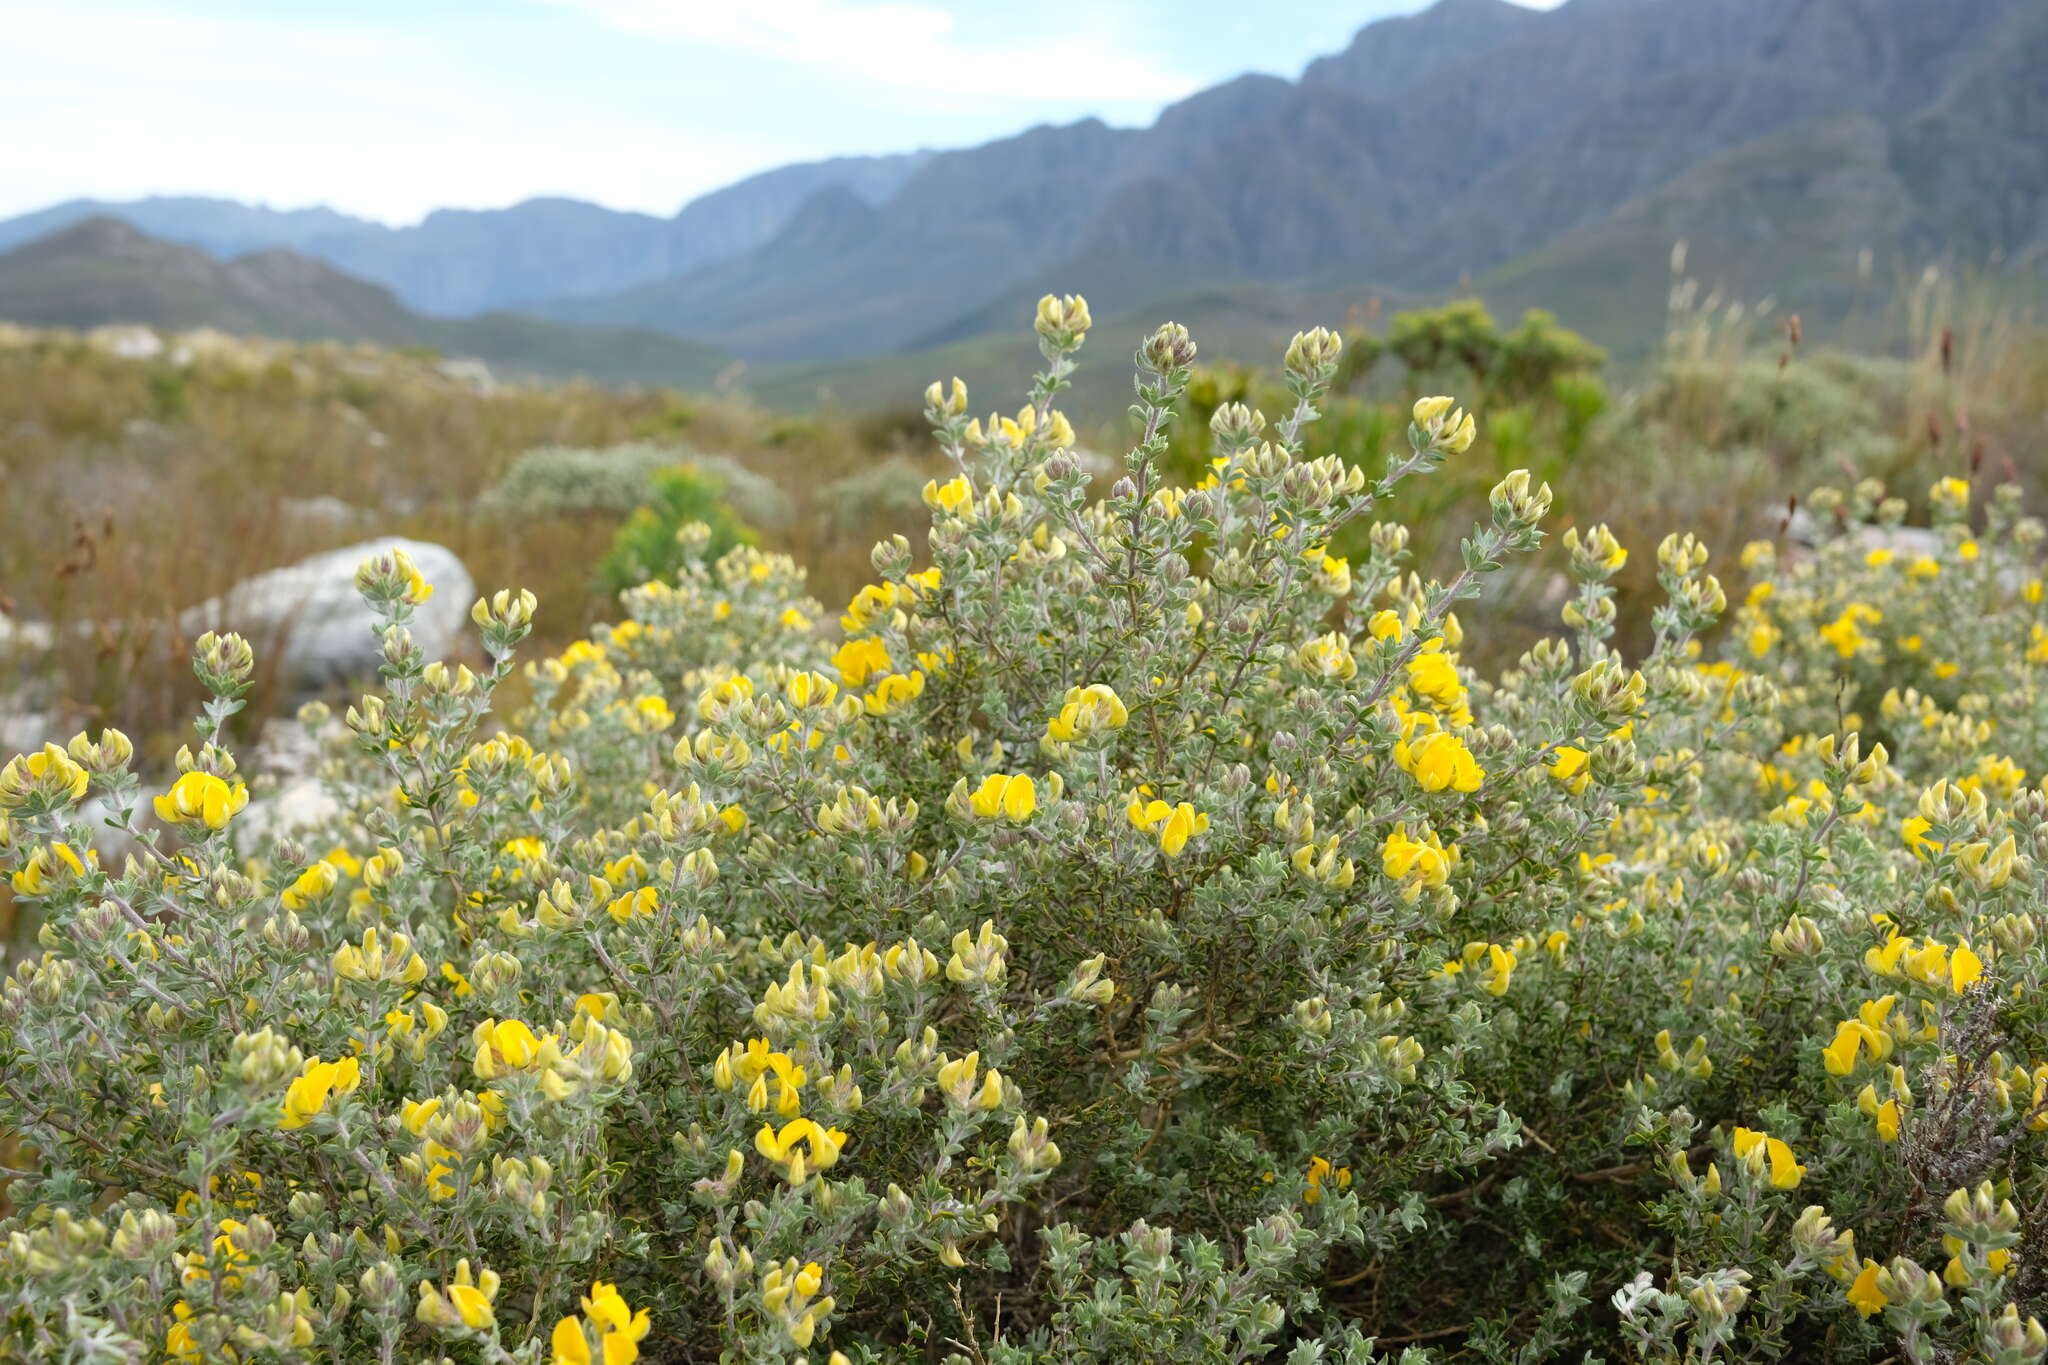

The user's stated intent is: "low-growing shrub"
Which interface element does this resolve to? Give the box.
[483,444,790,532]
[592,465,759,606]
[2,297,2046,1364]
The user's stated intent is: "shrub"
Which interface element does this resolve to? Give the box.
[2,297,2046,1364]
[483,443,790,531]
[592,464,759,604]
[815,458,935,542]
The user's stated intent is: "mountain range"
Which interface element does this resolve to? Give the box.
[0,152,931,318]
[2,0,2043,391]
[0,217,730,389]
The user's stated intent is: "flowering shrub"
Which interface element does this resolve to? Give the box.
[2,295,2046,1364]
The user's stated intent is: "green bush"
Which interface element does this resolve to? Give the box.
[2,298,2046,1365]
[592,464,758,603]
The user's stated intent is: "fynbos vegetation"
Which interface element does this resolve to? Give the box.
[3,297,2047,1364]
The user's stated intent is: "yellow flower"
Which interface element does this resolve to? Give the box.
[832,636,892,686]
[552,1281,653,1365]
[473,1018,551,1078]
[10,841,91,897]
[1395,728,1484,794]
[1128,797,1208,857]
[1045,684,1129,744]
[1948,942,1984,992]
[418,1260,499,1331]
[1730,1126,1805,1189]
[1405,645,1466,711]
[968,773,1037,823]
[1303,1155,1352,1205]
[552,1316,593,1365]
[1479,943,1517,997]
[754,1117,848,1178]
[627,695,674,733]
[865,670,926,717]
[1846,1259,1888,1317]
[279,1056,361,1130]
[922,475,973,515]
[1548,745,1590,794]
[1818,604,1881,657]
[153,771,249,830]
[280,859,340,911]
[1821,1018,1886,1075]
[0,744,91,810]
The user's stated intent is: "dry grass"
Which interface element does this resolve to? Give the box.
[0,331,940,749]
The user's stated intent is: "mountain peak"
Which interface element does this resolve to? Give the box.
[31,214,162,255]
[1301,0,1546,95]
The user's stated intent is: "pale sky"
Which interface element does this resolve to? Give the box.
[0,0,1559,225]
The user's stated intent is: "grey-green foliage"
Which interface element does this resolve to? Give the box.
[482,442,791,529]
[816,457,932,539]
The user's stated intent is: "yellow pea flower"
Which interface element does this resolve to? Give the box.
[1731,1126,1805,1189]
[279,1056,361,1130]
[1395,728,1484,793]
[473,1019,551,1078]
[968,773,1037,823]
[832,636,892,686]
[1548,745,1590,794]
[153,771,249,830]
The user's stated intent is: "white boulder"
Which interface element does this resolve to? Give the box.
[181,538,475,698]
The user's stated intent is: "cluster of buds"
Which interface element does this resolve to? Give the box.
[935,1050,1007,1112]
[1140,321,1199,376]
[1291,835,1357,888]
[191,630,256,696]
[1008,1115,1063,1172]
[817,783,918,836]
[355,548,436,610]
[383,999,450,1063]
[1985,1305,2048,1365]
[1489,470,1554,541]
[946,920,1009,986]
[1034,292,1092,352]
[755,960,837,1033]
[1571,658,1647,729]
[1411,396,1476,455]
[1283,327,1343,388]
[491,1154,555,1223]
[1768,914,1826,957]
[0,743,90,815]
[1681,1267,1751,1335]
[1063,953,1114,1005]
[331,927,428,985]
[1565,524,1628,580]
[471,587,537,657]
[759,1258,836,1350]
[1941,1182,2021,1289]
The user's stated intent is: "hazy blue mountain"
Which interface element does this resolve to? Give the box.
[0,217,731,389]
[0,196,379,257]
[0,152,931,317]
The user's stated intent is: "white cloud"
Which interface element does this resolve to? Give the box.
[0,3,811,223]
[550,0,1201,106]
